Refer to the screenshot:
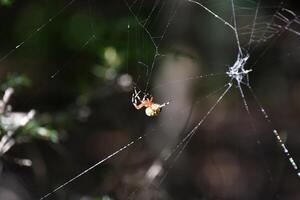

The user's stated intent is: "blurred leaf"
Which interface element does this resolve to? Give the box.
[101,196,114,200]
[1,74,31,91]
[103,47,123,68]
[22,120,59,143]
[0,0,13,7]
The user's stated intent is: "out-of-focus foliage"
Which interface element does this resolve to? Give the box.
[97,196,114,200]
[1,73,31,91]
[0,0,13,7]
[0,74,58,158]
[21,120,58,143]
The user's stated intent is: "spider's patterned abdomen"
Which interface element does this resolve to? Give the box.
[145,104,161,117]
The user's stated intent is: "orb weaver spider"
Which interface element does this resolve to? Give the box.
[132,88,169,117]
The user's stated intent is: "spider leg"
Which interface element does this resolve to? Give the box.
[134,87,140,95]
[133,103,145,110]
[143,92,153,101]
[132,95,138,105]
[142,94,146,101]
[159,101,170,108]
[132,95,140,107]
[132,88,142,103]
[132,88,145,110]
[149,96,153,102]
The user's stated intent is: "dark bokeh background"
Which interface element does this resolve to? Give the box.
[1,0,300,199]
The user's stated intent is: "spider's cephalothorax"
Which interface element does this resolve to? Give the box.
[132,88,169,117]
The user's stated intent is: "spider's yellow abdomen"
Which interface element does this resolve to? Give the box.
[145,104,161,117]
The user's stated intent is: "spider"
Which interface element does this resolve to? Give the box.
[132,88,169,117]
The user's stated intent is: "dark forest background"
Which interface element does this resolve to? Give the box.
[0,0,300,199]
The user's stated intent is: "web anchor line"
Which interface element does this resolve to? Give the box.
[158,82,233,185]
[0,0,77,63]
[39,135,144,200]
[248,86,300,178]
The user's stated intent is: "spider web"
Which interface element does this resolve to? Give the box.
[1,0,300,199]
[122,1,300,200]
[38,0,300,199]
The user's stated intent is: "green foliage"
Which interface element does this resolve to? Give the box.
[0,74,58,145]
[1,73,31,91]
[0,0,13,7]
[98,196,114,200]
[21,120,58,143]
